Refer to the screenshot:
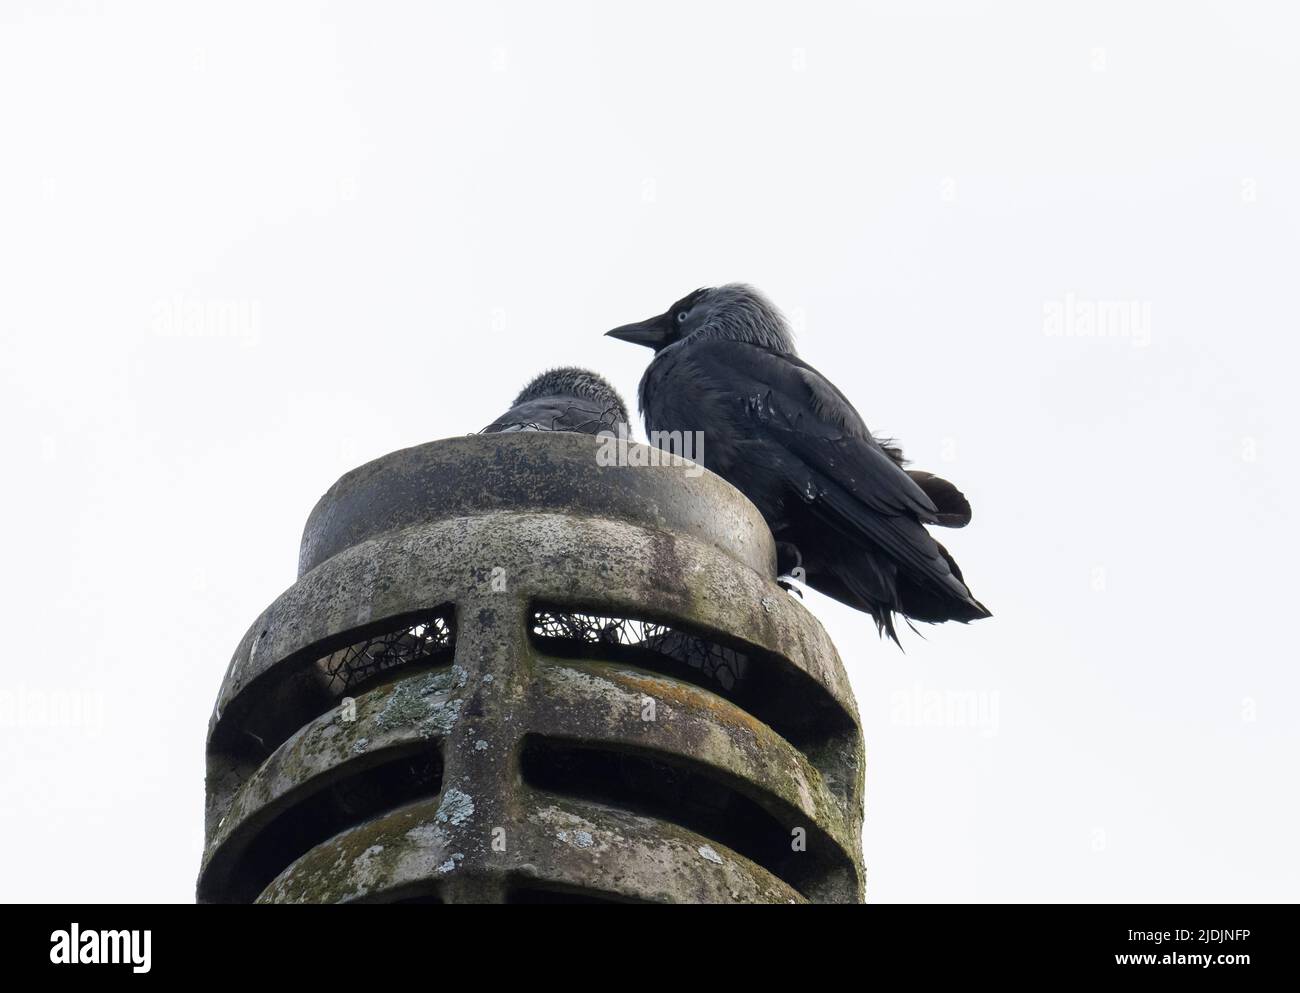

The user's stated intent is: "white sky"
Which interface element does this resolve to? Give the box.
[1,1,1296,902]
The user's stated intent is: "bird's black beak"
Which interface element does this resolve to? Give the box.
[605,315,668,349]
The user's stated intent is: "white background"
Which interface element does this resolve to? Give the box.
[1,1,1296,902]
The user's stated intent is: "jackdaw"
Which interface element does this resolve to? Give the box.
[482,366,630,437]
[606,284,990,642]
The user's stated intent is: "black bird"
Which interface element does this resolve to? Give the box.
[606,284,990,642]
[482,366,630,437]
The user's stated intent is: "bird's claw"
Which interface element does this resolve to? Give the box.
[776,576,804,598]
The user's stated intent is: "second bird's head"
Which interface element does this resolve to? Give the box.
[605,283,794,354]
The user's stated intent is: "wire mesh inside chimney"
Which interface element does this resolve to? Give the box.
[199,432,865,904]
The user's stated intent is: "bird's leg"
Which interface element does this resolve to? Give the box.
[775,541,805,598]
[776,540,803,575]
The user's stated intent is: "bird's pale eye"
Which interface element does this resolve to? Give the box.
[676,311,688,324]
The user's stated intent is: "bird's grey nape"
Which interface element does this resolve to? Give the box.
[512,366,629,423]
[694,283,796,354]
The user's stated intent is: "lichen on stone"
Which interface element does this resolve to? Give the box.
[434,788,475,827]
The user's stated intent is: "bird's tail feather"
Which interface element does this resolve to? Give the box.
[831,561,906,647]
[906,471,972,527]
[896,540,992,623]
[821,538,990,644]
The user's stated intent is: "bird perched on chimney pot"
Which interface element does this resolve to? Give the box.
[482,366,630,437]
[606,283,990,643]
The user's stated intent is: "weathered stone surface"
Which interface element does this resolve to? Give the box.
[200,433,865,903]
[297,433,774,578]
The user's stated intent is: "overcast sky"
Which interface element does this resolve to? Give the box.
[1,1,1296,902]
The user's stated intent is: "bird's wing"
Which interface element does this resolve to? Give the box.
[483,396,624,435]
[687,341,975,602]
[717,344,938,517]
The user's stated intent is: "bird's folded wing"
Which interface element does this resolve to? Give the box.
[707,342,974,599]
[483,395,622,435]
[711,343,937,518]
